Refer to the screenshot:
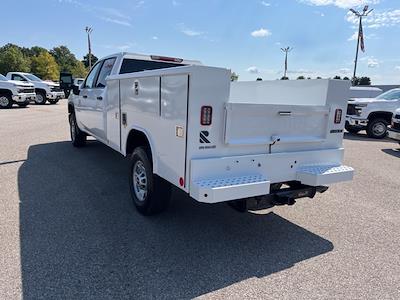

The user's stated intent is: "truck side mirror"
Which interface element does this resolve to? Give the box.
[72,84,80,95]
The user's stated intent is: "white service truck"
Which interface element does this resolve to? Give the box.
[346,88,400,138]
[0,74,36,108]
[6,72,64,105]
[68,53,354,215]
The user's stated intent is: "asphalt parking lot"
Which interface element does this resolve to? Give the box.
[0,101,399,300]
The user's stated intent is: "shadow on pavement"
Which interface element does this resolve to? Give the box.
[19,141,333,299]
[382,148,400,158]
[343,132,390,142]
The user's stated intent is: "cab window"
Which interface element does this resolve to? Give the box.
[83,62,102,89]
[12,74,26,81]
[95,57,116,88]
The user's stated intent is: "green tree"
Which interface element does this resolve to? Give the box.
[256,77,263,81]
[31,51,59,81]
[82,53,98,69]
[50,46,78,73]
[343,76,350,81]
[280,76,289,80]
[71,61,88,78]
[333,75,341,79]
[297,76,305,80]
[230,72,239,82]
[0,44,30,74]
[358,76,371,86]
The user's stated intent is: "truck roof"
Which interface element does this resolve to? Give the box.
[102,52,202,66]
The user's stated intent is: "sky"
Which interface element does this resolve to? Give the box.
[1,0,399,84]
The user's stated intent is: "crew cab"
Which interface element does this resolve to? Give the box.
[68,52,354,215]
[0,74,36,108]
[387,108,400,144]
[6,72,64,105]
[346,88,400,138]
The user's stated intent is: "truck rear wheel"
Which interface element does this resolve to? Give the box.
[69,113,86,147]
[128,147,171,215]
[18,100,30,108]
[0,94,12,109]
[49,99,58,104]
[366,118,388,139]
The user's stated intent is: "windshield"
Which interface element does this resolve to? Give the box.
[25,74,42,82]
[376,89,400,100]
[0,74,7,81]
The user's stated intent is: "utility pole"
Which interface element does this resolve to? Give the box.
[281,47,292,79]
[85,26,93,70]
[349,6,373,86]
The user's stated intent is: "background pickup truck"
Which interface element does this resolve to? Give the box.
[0,73,36,108]
[387,108,400,144]
[6,72,64,105]
[68,52,353,216]
[346,88,400,138]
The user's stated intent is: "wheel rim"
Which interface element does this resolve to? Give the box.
[133,161,148,202]
[372,122,386,136]
[0,96,9,107]
[36,94,44,104]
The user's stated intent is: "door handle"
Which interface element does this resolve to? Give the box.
[97,96,103,100]
[82,95,88,99]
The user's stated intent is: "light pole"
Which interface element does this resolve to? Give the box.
[281,47,292,79]
[349,5,373,85]
[85,26,93,70]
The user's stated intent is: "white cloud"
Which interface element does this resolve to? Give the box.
[178,23,204,37]
[152,36,159,40]
[260,1,271,7]
[246,66,259,74]
[396,66,400,71]
[346,9,400,29]
[172,0,180,6]
[101,17,131,27]
[300,0,380,9]
[339,68,351,74]
[367,57,379,68]
[251,28,272,38]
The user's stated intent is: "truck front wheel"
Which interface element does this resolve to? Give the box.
[69,113,86,147]
[0,94,13,109]
[128,147,171,215]
[345,124,361,134]
[35,91,47,105]
[366,118,388,139]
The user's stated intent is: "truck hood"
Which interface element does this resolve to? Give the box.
[348,97,388,105]
[7,80,35,88]
[43,81,59,88]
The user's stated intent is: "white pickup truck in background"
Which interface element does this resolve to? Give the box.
[68,52,354,215]
[346,88,400,138]
[6,72,64,105]
[0,74,36,109]
[387,108,400,144]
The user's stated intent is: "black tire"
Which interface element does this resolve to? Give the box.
[128,147,171,215]
[48,99,58,104]
[345,124,361,134]
[35,91,47,105]
[0,93,13,109]
[17,100,30,108]
[69,113,86,147]
[228,199,248,213]
[366,118,388,139]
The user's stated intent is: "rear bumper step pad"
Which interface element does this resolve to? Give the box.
[296,165,354,186]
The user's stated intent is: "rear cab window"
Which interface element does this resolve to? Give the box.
[119,59,185,74]
[96,57,116,88]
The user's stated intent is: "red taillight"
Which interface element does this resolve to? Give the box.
[150,55,183,63]
[334,109,342,124]
[201,106,213,126]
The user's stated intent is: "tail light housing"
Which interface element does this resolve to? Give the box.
[201,106,213,126]
[334,109,342,124]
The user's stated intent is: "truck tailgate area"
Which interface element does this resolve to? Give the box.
[189,149,354,203]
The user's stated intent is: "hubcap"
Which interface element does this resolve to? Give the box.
[133,161,148,202]
[0,96,9,107]
[36,94,44,104]
[373,122,386,136]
